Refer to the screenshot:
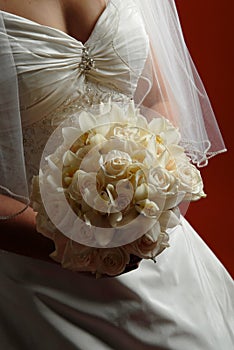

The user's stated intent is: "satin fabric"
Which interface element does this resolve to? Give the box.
[0,217,233,350]
[0,0,148,188]
[1,0,148,127]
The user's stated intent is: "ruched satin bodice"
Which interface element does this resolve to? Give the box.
[1,0,149,185]
[2,0,148,126]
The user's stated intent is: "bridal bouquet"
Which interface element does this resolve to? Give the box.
[31,101,206,277]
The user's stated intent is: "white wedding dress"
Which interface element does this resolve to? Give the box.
[0,1,233,349]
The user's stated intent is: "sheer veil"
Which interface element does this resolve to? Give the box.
[133,0,226,166]
[0,13,30,220]
[0,0,227,219]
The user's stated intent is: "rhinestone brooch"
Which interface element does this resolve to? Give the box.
[79,47,95,72]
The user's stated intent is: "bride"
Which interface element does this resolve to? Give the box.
[0,1,233,349]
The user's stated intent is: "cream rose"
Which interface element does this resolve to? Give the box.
[71,217,95,244]
[113,125,154,150]
[147,167,186,210]
[71,170,103,209]
[113,125,140,140]
[113,179,134,212]
[93,192,111,214]
[66,170,82,202]
[62,242,98,273]
[148,166,178,194]
[31,172,65,240]
[149,117,181,145]
[97,247,130,276]
[88,133,107,146]
[100,150,132,180]
[134,183,149,202]
[135,198,160,218]
[175,161,206,200]
[126,222,168,259]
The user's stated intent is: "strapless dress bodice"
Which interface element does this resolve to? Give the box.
[1,0,149,186]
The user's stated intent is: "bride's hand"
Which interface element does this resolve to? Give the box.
[0,194,54,261]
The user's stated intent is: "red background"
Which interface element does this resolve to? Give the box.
[176,0,234,277]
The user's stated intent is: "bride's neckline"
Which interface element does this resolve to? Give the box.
[0,0,111,45]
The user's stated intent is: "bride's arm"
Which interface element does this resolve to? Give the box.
[0,195,54,261]
[142,48,178,126]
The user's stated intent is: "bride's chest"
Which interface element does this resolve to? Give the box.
[2,0,149,125]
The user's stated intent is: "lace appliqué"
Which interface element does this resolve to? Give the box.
[23,81,131,188]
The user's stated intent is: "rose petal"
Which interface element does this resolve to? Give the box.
[79,111,96,132]
[62,127,81,146]
[109,212,123,227]
[94,228,115,247]
[134,183,149,202]
[135,199,160,217]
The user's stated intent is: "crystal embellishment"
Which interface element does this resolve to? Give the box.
[79,47,95,72]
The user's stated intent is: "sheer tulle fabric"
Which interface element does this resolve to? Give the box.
[0,14,29,219]
[133,0,226,165]
[0,0,227,219]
